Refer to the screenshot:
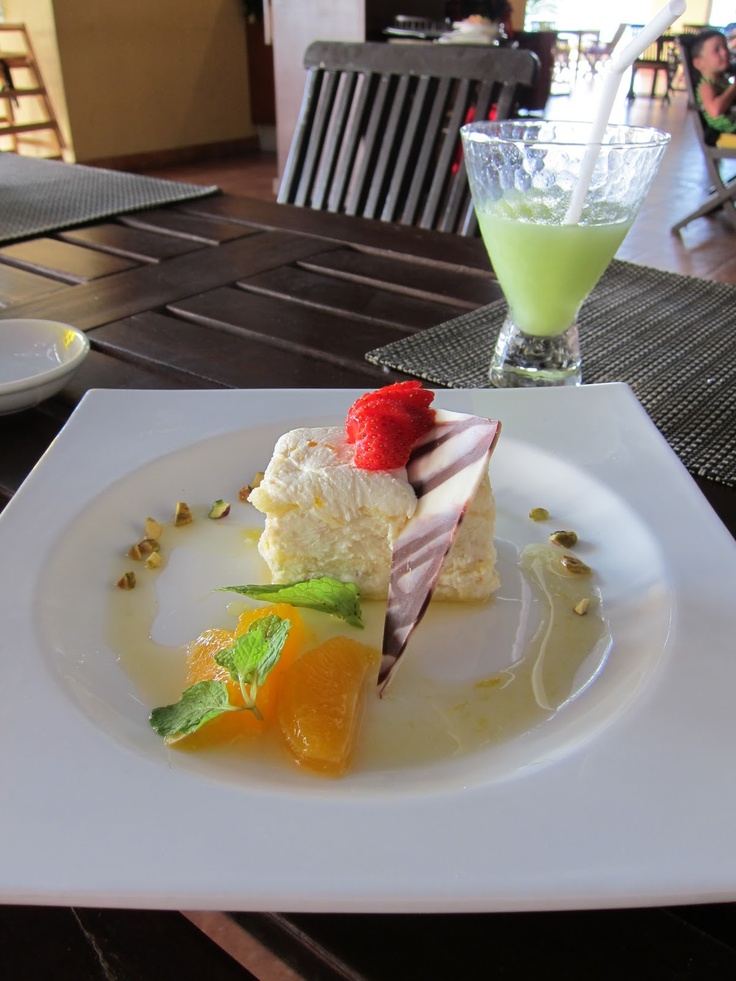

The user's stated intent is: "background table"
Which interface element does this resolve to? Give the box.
[1,194,735,978]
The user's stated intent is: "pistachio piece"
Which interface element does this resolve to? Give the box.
[116,571,136,590]
[208,499,231,519]
[136,537,161,557]
[529,507,549,521]
[128,543,143,561]
[145,551,163,570]
[560,554,591,576]
[550,530,578,548]
[240,472,265,502]
[145,517,162,539]
[574,597,590,616]
[174,501,193,526]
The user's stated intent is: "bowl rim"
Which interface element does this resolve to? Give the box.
[0,319,90,396]
[460,119,672,150]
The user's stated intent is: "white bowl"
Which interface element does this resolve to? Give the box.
[0,319,90,415]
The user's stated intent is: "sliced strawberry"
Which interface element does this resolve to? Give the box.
[402,403,435,440]
[380,381,434,410]
[345,382,436,468]
[346,381,434,443]
[354,427,413,470]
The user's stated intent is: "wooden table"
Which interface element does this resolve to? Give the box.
[1,194,735,978]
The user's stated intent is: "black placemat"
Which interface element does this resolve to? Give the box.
[366,259,736,488]
[0,153,219,244]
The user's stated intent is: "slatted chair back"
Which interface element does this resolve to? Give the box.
[277,41,539,236]
[626,32,677,100]
[671,36,736,232]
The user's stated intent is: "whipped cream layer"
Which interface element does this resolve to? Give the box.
[249,422,498,602]
[249,426,416,599]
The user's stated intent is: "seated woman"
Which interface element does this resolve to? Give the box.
[691,29,736,147]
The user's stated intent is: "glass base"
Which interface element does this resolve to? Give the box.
[489,315,582,388]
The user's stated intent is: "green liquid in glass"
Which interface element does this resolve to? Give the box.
[478,211,632,338]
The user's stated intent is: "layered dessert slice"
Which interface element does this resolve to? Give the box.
[250,382,501,693]
[249,383,500,605]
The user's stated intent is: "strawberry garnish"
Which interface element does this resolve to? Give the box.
[346,382,435,470]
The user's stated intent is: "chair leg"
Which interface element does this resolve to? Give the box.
[627,67,636,99]
[671,183,736,232]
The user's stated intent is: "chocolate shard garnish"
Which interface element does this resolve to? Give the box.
[378,410,501,696]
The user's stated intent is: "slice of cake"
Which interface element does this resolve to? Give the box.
[249,384,500,605]
[249,382,502,694]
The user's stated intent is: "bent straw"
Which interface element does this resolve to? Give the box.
[563,0,686,225]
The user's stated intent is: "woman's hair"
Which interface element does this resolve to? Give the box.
[691,29,727,61]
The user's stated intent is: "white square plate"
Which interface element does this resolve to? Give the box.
[1,384,735,912]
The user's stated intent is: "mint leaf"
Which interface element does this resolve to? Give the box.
[219,577,363,628]
[214,614,290,717]
[215,613,291,708]
[149,680,237,743]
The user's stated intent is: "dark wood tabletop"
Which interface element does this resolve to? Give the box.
[1,193,735,979]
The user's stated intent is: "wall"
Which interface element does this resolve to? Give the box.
[673,0,710,28]
[5,0,256,164]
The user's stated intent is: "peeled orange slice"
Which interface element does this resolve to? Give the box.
[182,603,304,745]
[278,636,379,776]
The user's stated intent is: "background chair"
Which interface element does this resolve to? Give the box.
[626,31,678,100]
[277,41,539,236]
[671,36,736,233]
[580,23,627,76]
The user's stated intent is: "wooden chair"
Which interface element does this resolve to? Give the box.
[580,23,627,76]
[277,41,539,236]
[671,36,736,233]
[626,31,678,100]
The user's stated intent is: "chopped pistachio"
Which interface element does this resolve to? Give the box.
[116,571,136,590]
[529,507,549,521]
[145,517,162,539]
[560,554,591,576]
[240,472,264,502]
[574,597,590,616]
[145,551,163,570]
[549,530,578,548]
[128,543,143,561]
[208,499,231,519]
[174,501,193,526]
[137,537,160,557]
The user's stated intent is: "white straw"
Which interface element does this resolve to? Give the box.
[563,0,687,225]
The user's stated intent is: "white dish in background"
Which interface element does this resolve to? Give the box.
[0,319,89,414]
[0,384,735,913]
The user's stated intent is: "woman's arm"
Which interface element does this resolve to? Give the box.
[699,77,736,119]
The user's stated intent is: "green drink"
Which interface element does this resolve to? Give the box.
[461,121,670,387]
[477,211,632,338]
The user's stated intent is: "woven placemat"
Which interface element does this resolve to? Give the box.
[0,153,219,244]
[366,259,736,488]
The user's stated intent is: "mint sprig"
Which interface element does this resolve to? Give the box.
[150,614,290,742]
[214,614,290,718]
[219,577,363,628]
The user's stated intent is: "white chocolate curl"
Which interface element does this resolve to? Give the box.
[379,410,501,695]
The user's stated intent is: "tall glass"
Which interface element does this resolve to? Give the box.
[461,121,670,388]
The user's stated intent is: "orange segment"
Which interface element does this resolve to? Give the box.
[185,628,234,686]
[182,604,304,746]
[278,636,379,777]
